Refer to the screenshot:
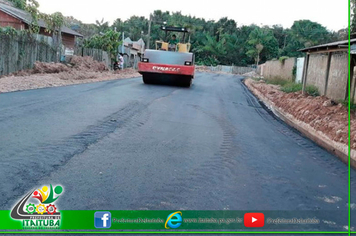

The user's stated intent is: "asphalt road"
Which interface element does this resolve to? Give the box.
[0,72,354,232]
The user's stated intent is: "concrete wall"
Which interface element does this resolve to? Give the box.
[306,52,348,101]
[306,53,328,95]
[326,52,348,100]
[262,57,296,81]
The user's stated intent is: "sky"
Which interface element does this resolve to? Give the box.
[36,0,348,31]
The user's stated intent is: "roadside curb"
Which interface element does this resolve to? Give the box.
[244,79,355,168]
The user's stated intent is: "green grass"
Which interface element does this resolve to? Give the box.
[281,83,320,96]
[280,83,303,93]
[263,77,320,97]
[265,77,290,86]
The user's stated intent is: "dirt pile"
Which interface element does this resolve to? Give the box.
[0,56,141,93]
[69,56,108,72]
[245,79,353,148]
[8,56,108,77]
[33,62,71,74]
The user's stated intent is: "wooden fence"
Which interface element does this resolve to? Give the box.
[0,34,112,76]
[0,34,58,76]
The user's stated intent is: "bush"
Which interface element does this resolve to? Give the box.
[281,82,302,93]
[304,85,320,96]
[83,30,121,60]
[279,56,289,63]
[0,26,18,36]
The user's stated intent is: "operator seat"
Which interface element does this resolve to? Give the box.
[161,42,169,51]
[177,43,191,53]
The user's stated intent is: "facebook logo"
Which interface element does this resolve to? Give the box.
[94,212,111,229]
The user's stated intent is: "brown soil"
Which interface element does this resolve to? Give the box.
[69,56,108,72]
[245,79,353,149]
[0,56,140,93]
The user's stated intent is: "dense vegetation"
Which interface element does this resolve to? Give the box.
[352,0,356,33]
[5,1,348,66]
[67,10,347,66]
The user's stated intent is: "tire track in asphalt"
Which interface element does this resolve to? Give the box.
[0,101,143,207]
[0,87,177,209]
[0,79,139,123]
[131,98,241,210]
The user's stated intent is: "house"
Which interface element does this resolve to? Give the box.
[299,39,355,102]
[119,37,145,68]
[0,2,83,51]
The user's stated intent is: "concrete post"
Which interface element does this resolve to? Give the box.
[324,52,332,96]
[350,56,355,102]
[147,14,152,50]
[302,54,310,95]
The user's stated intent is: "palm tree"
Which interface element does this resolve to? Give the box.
[95,18,109,34]
[194,33,227,65]
[246,27,278,66]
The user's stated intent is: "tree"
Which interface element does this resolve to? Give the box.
[6,0,41,33]
[246,27,279,66]
[95,18,110,34]
[7,0,26,9]
[25,0,40,33]
[123,16,148,40]
[215,17,237,35]
[231,25,259,65]
[283,20,333,57]
[56,9,342,66]
[151,10,170,24]
[212,17,237,42]
[352,0,356,33]
[84,30,121,60]
[42,12,65,50]
[194,33,227,65]
[112,18,124,33]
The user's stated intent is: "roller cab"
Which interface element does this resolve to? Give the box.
[138,26,195,87]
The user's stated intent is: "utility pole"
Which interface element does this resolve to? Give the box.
[147,14,152,49]
[122,32,125,68]
[122,31,125,54]
[283,34,287,49]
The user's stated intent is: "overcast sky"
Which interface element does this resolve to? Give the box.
[36,0,348,31]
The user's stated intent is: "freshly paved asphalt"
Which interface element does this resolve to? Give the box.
[0,72,354,232]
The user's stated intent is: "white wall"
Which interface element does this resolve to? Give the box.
[296,57,305,83]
